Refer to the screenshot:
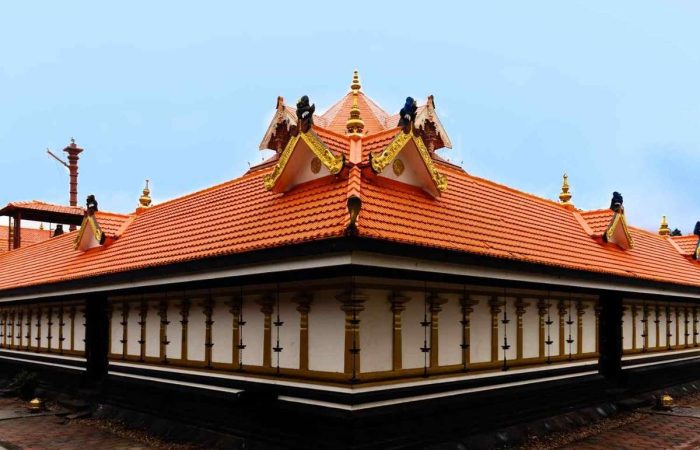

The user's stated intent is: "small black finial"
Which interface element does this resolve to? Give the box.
[610,192,623,212]
[296,95,315,133]
[694,221,700,236]
[397,97,417,132]
[86,194,99,214]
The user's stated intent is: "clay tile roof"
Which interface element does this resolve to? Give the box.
[670,235,699,256]
[319,92,391,136]
[0,200,84,216]
[579,209,614,236]
[94,211,132,238]
[0,226,52,253]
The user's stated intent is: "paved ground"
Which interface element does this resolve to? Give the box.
[0,398,196,450]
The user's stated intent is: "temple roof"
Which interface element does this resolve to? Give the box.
[0,226,52,253]
[0,73,698,294]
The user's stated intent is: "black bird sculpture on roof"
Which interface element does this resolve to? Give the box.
[398,97,417,132]
[610,192,623,212]
[296,95,315,133]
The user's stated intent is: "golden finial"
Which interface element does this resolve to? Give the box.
[658,215,670,236]
[39,223,44,231]
[350,70,361,92]
[559,172,573,205]
[138,179,152,209]
[346,71,364,135]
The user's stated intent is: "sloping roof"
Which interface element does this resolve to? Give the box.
[1,77,699,294]
[671,235,699,257]
[0,200,84,216]
[0,226,52,253]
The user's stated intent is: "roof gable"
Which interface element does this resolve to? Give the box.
[603,211,634,250]
[74,214,105,251]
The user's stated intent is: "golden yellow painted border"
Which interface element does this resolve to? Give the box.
[604,212,634,249]
[370,130,447,193]
[263,131,343,191]
[73,215,105,250]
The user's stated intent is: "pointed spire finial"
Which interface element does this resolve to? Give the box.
[138,179,152,209]
[350,70,361,92]
[658,215,670,236]
[346,71,365,135]
[559,172,573,205]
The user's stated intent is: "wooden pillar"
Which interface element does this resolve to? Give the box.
[666,305,673,350]
[69,306,77,352]
[694,306,699,348]
[0,310,5,349]
[675,306,680,349]
[684,307,690,348]
[514,298,529,360]
[337,290,366,379]
[459,295,479,370]
[428,293,447,368]
[488,297,504,362]
[258,295,274,369]
[576,300,588,355]
[85,295,110,382]
[120,301,129,359]
[8,310,15,349]
[25,309,32,351]
[138,300,148,362]
[157,300,170,363]
[203,297,215,368]
[537,299,548,358]
[654,305,661,350]
[179,299,190,361]
[34,307,42,351]
[58,305,65,354]
[226,296,243,370]
[641,304,650,352]
[557,300,568,357]
[46,306,54,352]
[292,293,313,372]
[16,310,23,350]
[598,293,623,382]
[630,305,638,351]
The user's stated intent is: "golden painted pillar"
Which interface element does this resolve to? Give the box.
[337,290,366,379]
[258,295,275,369]
[388,293,408,371]
[179,299,190,361]
[293,293,313,371]
[428,293,447,368]
[576,300,588,355]
[226,296,243,370]
[515,298,529,360]
[157,300,170,363]
[488,297,504,362]
[666,305,673,350]
[558,301,567,357]
[459,295,479,370]
[675,306,680,349]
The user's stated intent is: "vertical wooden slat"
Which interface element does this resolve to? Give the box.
[515,298,529,360]
[258,295,274,369]
[459,295,479,370]
[293,293,313,372]
[558,300,567,357]
[58,305,65,354]
[138,300,148,362]
[203,297,214,369]
[576,300,588,355]
[35,307,42,351]
[428,293,446,368]
[180,299,190,361]
[120,301,129,359]
[337,290,366,379]
[157,300,170,363]
[488,297,503,362]
[226,296,243,370]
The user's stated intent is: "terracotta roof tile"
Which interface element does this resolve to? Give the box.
[671,235,699,256]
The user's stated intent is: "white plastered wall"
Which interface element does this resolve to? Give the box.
[522,299,540,359]
[166,301,182,360]
[241,297,263,366]
[582,303,596,353]
[402,292,427,369]
[438,294,461,366]
[212,300,233,364]
[360,289,391,373]
[276,294,300,370]
[145,302,160,358]
[126,305,141,356]
[308,290,344,372]
[470,295,491,363]
[187,301,206,362]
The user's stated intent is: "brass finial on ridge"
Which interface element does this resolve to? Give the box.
[559,172,573,205]
[346,70,365,135]
[658,215,670,236]
[138,179,152,209]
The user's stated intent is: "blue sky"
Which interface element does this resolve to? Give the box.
[1,1,698,233]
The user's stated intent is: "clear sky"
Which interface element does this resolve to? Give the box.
[1,1,698,233]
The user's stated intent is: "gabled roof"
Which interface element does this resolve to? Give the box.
[1,74,699,295]
[0,226,52,253]
[671,235,700,259]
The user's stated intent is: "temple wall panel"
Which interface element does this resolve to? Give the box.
[110,306,122,355]
[545,303,560,358]
[39,308,50,349]
[658,308,668,349]
[438,294,461,367]
[187,303,206,362]
[308,290,344,373]
[167,301,182,360]
[622,307,633,351]
[470,295,491,363]
[50,308,60,352]
[145,302,160,358]
[241,298,264,366]
[360,290,392,373]
[497,297,517,362]
[277,295,300,370]
[212,300,233,365]
[582,306,596,353]
[522,300,540,359]
[402,292,427,370]
[126,306,141,357]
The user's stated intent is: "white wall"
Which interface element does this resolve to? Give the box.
[360,290,391,373]
[126,305,141,356]
[167,302,182,360]
[470,295,491,363]
[522,299,540,359]
[145,302,160,358]
[212,300,233,364]
[241,297,264,366]
[402,292,427,369]
[187,301,206,362]
[582,304,596,353]
[110,305,123,354]
[73,307,85,352]
[438,294,461,366]
[276,295,300,370]
[308,290,344,372]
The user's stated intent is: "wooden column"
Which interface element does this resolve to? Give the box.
[641,304,650,352]
[16,310,23,350]
[694,306,699,348]
[558,301,567,357]
[428,293,447,368]
[258,295,275,369]
[293,293,313,372]
[337,290,366,379]
[69,306,77,352]
[0,310,5,349]
[666,305,673,350]
[630,305,638,351]
[157,300,170,363]
[654,305,661,350]
[684,307,690,348]
[179,299,191,361]
[35,307,42,351]
[226,295,243,370]
[675,306,680,349]
[46,306,54,352]
[576,300,588,355]
[58,305,65,354]
[203,297,215,368]
[537,299,548,358]
[8,310,15,349]
[25,309,32,351]
[459,295,479,370]
[138,300,148,362]
[120,301,129,359]
[515,298,529,360]
[488,297,504,362]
